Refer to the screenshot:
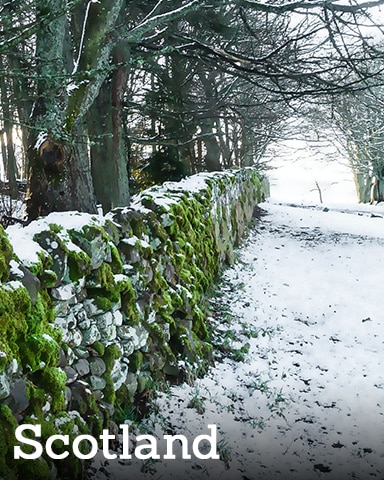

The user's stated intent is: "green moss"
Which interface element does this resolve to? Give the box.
[0,168,266,477]
[16,456,51,479]
[0,405,18,479]
[110,243,123,273]
[93,295,112,311]
[159,312,176,334]
[104,218,121,244]
[88,412,104,438]
[0,225,13,282]
[102,373,115,404]
[26,382,47,413]
[0,284,31,369]
[40,268,58,288]
[114,274,134,294]
[65,248,91,282]
[114,384,136,422]
[148,322,166,343]
[129,215,146,238]
[38,367,66,412]
[90,262,115,289]
[23,334,60,372]
[121,286,141,324]
[103,345,121,372]
[88,287,121,311]
[33,229,91,283]
[92,341,105,356]
[48,223,63,234]
[129,351,143,372]
[146,213,168,244]
[192,306,209,340]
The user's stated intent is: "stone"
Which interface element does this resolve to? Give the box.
[69,329,83,348]
[164,262,176,283]
[83,298,105,317]
[70,381,93,414]
[58,348,67,368]
[111,297,122,312]
[78,317,91,330]
[65,346,77,365]
[89,375,106,391]
[100,401,114,417]
[111,360,128,391]
[142,260,153,283]
[75,306,88,322]
[64,386,72,406]
[55,312,76,331]
[65,366,78,384]
[0,372,10,400]
[34,230,68,282]
[73,347,90,359]
[163,362,179,377]
[162,322,171,342]
[9,379,29,414]
[71,303,84,314]
[70,228,111,269]
[99,324,117,343]
[82,324,101,346]
[134,324,149,349]
[123,341,135,357]
[93,390,104,402]
[9,265,41,305]
[61,329,71,344]
[125,373,138,397]
[89,358,106,377]
[95,311,113,330]
[51,283,77,302]
[113,310,123,327]
[74,359,90,377]
[76,287,88,303]
[6,359,20,376]
[129,249,141,264]
[117,325,136,341]
[53,300,70,316]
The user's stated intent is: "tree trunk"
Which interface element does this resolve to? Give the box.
[353,170,372,203]
[200,121,222,171]
[5,128,18,199]
[26,129,97,219]
[25,0,97,220]
[87,44,130,213]
[216,119,232,168]
[241,127,254,167]
[0,133,7,179]
[0,56,18,198]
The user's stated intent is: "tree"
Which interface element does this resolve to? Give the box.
[1,0,384,218]
[327,88,384,203]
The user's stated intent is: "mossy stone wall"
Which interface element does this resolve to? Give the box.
[0,168,268,479]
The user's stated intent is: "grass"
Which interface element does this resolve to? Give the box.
[217,439,232,469]
[187,387,206,414]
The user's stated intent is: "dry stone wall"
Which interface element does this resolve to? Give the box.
[0,168,268,479]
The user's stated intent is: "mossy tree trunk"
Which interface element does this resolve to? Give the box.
[25,0,126,221]
[87,43,131,213]
[25,0,75,220]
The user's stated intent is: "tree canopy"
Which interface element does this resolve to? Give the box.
[0,0,383,220]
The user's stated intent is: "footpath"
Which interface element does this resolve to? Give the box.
[91,201,384,480]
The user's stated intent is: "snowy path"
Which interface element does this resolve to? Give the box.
[93,201,384,480]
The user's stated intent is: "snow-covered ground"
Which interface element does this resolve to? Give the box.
[91,155,384,479]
